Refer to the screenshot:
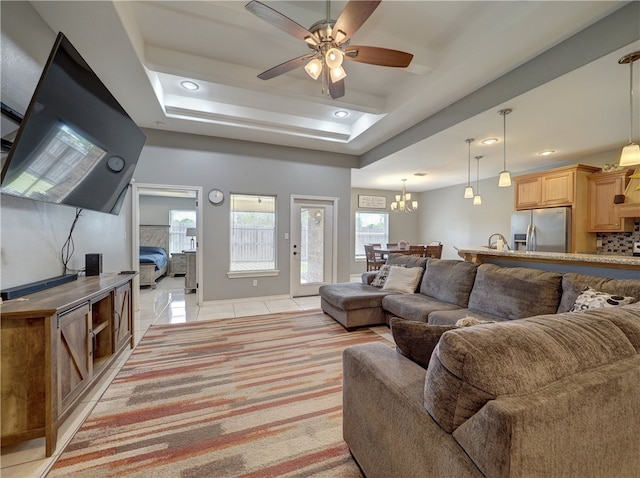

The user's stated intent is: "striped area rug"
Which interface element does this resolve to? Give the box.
[49,310,391,477]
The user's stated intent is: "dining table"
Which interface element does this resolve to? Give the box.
[373,247,417,259]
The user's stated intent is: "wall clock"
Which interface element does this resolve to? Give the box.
[208,188,224,204]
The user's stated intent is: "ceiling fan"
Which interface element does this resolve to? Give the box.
[245,0,413,99]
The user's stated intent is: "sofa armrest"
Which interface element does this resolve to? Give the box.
[361,271,377,284]
[453,355,640,478]
[343,343,482,478]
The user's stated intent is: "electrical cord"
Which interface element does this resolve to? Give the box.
[61,208,83,275]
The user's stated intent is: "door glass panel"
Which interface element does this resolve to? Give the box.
[300,207,324,284]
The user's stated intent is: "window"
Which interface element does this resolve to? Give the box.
[230,194,276,272]
[355,211,389,259]
[169,209,196,253]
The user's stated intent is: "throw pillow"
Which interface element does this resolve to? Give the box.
[570,286,636,312]
[382,265,423,293]
[371,264,404,288]
[390,318,457,369]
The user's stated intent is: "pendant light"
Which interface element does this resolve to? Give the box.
[498,108,512,187]
[619,51,640,167]
[464,138,474,198]
[473,156,482,206]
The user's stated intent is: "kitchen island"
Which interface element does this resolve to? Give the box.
[455,246,639,279]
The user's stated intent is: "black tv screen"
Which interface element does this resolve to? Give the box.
[1,32,146,215]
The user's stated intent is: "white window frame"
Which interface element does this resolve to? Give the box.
[355,211,389,260]
[169,209,196,254]
[227,193,279,278]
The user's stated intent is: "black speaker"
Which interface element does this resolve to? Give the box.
[85,253,103,276]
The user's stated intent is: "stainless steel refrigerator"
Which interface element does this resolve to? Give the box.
[510,207,571,252]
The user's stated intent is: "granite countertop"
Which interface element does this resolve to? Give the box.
[455,246,640,268]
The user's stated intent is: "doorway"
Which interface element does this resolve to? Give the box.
[290,196,337,297]
[131,183,203,308]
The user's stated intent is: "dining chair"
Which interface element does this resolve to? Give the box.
[364,244,385,271]
[425,244,443,259]
[409,245,426,256]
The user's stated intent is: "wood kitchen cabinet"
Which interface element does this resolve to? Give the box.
[587,169,634,232]
[1,274,136,457]
[513,164,600,253]
[514,164,597,209]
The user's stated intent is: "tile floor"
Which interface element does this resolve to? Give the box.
[1,275,388,477]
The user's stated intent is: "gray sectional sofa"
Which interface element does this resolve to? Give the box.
[320,254,640,329]
[330,256,640,476]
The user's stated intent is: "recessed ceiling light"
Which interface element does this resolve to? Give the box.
[481,138,499,145]
[334,110,349,118]
[538,150,556,156]
[180,80,200,91]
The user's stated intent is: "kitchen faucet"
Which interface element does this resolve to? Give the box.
[488,233,510,250]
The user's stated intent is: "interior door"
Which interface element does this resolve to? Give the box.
[291,198,335,297]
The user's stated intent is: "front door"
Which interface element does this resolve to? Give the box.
[290,198,335,297]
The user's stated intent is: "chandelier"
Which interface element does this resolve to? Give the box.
[390,179,418,213]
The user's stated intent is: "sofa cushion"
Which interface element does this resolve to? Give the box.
[467,264,562,320]
[570,304,640,353]
[386,253,429,269]
[570,286,636,311]
[318,283,396,311]
[423,312,637,434]
[382,266,423,293]
[382,294,462,323]
[420,259,479,308]
[390,318,456,369]
[558,272,640,313]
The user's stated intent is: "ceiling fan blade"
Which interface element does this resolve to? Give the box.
[328,78,345,99]
[245,1,314,42]
[332,0,381,44]
[257,54,314,80]
[344,45,413,67]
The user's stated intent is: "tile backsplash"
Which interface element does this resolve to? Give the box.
[597,219,640,255]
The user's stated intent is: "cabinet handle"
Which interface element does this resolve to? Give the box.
[89,330,95,356]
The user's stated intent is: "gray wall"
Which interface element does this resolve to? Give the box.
[133,130,353,301]
[139,196,196,226]
[1,2,133,290]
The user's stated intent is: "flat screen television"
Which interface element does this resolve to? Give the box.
[1,32,146,215]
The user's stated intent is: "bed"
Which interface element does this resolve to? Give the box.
[139,225,170,288]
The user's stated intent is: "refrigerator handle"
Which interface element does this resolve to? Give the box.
[531,225,537,251]
[526,224,532,252]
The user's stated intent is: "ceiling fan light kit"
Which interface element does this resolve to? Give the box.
[304,58,323,80]
[619,51,640,167]
[245,0,413,99]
